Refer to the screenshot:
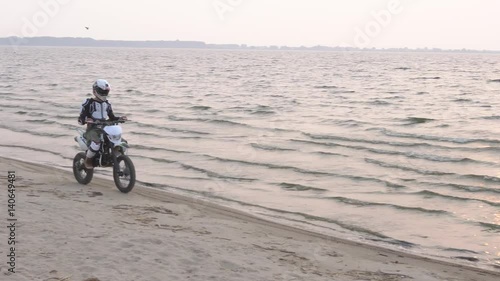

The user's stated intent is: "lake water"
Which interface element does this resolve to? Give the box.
[1,46,499,271]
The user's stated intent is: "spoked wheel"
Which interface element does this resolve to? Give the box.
[113,155,136,193]
[73,152,93,185]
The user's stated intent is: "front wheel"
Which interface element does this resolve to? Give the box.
[113,155,136,193]
[73,152,93,185]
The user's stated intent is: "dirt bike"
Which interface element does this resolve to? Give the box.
[72,119,136,193]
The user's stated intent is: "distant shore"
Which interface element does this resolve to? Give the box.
[1,36,499,53]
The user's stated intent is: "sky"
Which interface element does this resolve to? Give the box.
[1,0,500,50]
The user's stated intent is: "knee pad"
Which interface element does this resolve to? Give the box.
[89,141,100,153]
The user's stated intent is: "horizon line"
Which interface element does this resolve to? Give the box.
[1,36,499,53]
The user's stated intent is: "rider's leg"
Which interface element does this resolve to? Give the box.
[85,141,100,168]
[84,129,101,169]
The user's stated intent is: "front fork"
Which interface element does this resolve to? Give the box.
[112,145,125,172]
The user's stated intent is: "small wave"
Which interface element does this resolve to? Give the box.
[331,90,356,94]
[141,133,200,140]
[406,153,477,163]
[435,124,450,128]
[265,208,403,242]
[296,136,458,151]
[239,105,275,115]
[478,115,500,120]
[417,181,500,194]
[477,222,500,232]
[304,133,411,146]
[15,111,27,115]
[326,196,448,214]
[26,119,56,125]
[228,106,245,110]
[453,256,480,262]
[369,100,391,105]
[279,183,326,192]
[134,156,256,182]
[1,103,41,112]
[314,85,338,89]
[129,154,177,164]
[394,67,411,70]
[0,144,70,159]
[414,190,500,207]
[209,155,405,189]
[125,89,143,93]
[385,93,405,98]
[55,115,76,120]
[295,138,481,164]
[168,115,253,128]
[209,119,252,127]
[135,180,176,190]
[4,97,36,102]
[335,119,369,128]
[181,163,256,182]
[453,98,473,103]
[379,128,500,144]
[411,77,441,80]
[129,131,164,138]
[442,247,479,255]
[366,237,416,249]
[210,157,299,171]
[402,117,435,125]
[250,143,296,151]
[134,122,210,135]
[145,109,162,113]
[365,158,453,176]
[463,174,500,185]
[190,106,211,111]
[0,124,69,138]
[487,79,500,83]
[250,110,275,115]
[133,144,193,154]
[303,133,440,149]
[313,151,349,157]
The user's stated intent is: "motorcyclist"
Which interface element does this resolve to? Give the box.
[78,79,127,169]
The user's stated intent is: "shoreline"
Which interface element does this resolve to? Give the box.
[0,156,498,281]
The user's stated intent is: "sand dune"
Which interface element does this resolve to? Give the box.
[0,156,498,281]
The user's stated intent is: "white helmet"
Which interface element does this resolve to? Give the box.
[93,79,111,101]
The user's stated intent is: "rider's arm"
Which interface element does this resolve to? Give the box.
[78,98,91,125]
[106,102,121,121]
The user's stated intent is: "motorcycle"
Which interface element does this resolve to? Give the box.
[72,119,136,193]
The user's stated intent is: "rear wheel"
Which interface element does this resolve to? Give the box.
[113,155,136,193]
[73,152,93,185]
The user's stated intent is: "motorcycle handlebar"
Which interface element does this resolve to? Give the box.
[87,119,127,126]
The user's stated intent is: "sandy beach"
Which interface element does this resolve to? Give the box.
[0,156,498,281]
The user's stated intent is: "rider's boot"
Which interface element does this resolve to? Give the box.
[84,149,96,170]
[84,156,94,170]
